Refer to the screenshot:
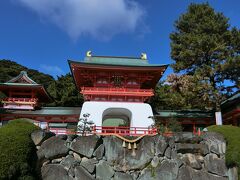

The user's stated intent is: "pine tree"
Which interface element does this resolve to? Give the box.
[170,3,240,124]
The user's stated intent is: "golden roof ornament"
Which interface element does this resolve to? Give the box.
[141,53,147,60]
[86,50,92,57]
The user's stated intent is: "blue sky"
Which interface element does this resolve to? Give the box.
[0,0,239,79]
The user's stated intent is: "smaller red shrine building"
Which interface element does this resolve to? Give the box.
[222,92,240,126]
[0,71,51,110]
[0,71,80,133]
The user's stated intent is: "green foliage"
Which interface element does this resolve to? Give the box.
[170,3,240,111]
[208,125,240,178]
[150,80,212,111]
[47,73,84,107]
[150,82,184,111]
[153,117,182,133]
[78,113,94,136]
[0,119,39,179]
[0,60,54,87]
[167,118,183,132]
[208,125,240,166]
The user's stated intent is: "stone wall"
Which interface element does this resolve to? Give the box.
[31,130,238,180]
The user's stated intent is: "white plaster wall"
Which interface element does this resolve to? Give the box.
[79,101,154,128]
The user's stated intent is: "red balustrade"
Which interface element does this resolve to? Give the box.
[81,87,154,96]
[44,126,202,137]
[91,126,157,136]
[2,97,38,103]
[47,126,157,136]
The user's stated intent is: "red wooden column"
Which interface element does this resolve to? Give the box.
[45,116,51,131]
[233,114,237,126]
[31,90,35,98]
[9,90,12,98]
[193,122,196,134]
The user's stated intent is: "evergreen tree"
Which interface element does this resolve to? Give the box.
[78,113,94,136]
[170,3,240,123]
[150,75,212,111]
[47,73,84,107]
[150,81,189,111]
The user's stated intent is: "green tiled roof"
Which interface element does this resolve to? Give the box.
[7,71,38,84]
[81,56,166,67]
[155,110,213,118]
[0,71,40,86]
[0,83,40,86]
[49,123,68,128]
[221,92,240,105]
[0,107,81,115]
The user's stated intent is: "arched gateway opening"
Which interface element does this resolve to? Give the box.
[102,108,132,127]
[101,108,132,134]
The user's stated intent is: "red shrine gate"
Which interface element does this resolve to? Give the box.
[69,52,168,136]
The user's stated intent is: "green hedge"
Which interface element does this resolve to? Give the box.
[0,119,39,179]
[207,125,240,178]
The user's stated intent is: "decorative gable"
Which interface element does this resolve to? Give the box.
[7,71,37,84]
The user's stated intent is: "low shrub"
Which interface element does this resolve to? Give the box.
[0,119,39,179]
[207,125,240,178]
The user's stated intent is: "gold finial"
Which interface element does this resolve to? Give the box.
[141,53,147,60]
[86,50,92,57]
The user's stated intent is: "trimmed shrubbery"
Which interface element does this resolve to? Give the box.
[208,125,240,177]
[0,119,39,179]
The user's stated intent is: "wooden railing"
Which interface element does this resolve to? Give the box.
[47,126,203,136]
[47,126,203,137]
[48,126,157,136]
[91,126,157,136]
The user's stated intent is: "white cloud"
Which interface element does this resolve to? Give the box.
[17,0,146,40]
[39,64,64,76]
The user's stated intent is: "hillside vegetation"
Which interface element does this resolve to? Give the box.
[0,60,54,86]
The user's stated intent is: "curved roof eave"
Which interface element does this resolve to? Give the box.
[68,59,168,69]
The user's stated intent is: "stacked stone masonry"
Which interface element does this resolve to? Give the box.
[31,130,238,180]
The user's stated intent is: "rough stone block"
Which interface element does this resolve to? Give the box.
[93,144,105,160]
[70,135,102,158]
[204,154,228,177]
[96,160,115,180]
[31,129,55,146]
[37,136,69,161]
[41,164,70,180]
[75,166,95,180]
